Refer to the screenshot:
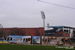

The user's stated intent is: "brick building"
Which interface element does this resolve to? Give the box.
[0,27,44,38]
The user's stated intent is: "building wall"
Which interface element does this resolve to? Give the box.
[53,31,63,36]
[53,31,69,37]
[63,32,69,37]
[45,31,69,37]
[0,27,44,37]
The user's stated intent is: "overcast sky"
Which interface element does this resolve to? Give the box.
[0,0,75,28]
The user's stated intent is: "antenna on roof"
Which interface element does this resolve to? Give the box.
[47,23,49,30]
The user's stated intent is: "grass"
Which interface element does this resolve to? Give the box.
[0,44,74,50]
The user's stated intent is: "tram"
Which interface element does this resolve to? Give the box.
[5,35,71,45]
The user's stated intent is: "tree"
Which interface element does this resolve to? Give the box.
[0,28,4,38]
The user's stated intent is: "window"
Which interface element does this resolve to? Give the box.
[26,29,27,30]
[23,38,25,41]
[22,29,24,30]
[28,38,31,41]
[33,29,35,30]
[69,30,70,33]
[73,31,75,37]
[7,38,9,41]
[64,30,68,33]
[52,33,54,34]
[48,33,51,34]
[61,39,64,42]
[45,33,47,34]
[37,29,38,30]
[10,38,12,41]
[26,39,27,42]
[48,39,50,42]
[45,39,47,42]
[59,29,63,31]
[64,27,69,28]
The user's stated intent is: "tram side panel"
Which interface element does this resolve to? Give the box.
[31,36,41,44]
[42,36,71,45]
[6,35,31,44]
[42,36,57,45]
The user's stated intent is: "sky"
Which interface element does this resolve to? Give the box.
[0,0,75,28]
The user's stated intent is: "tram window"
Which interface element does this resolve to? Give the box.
[23,38,25,41]
[28,38,30,41]
[62,39,64,42]
[48,39,49,42]
[65,40,68,43]
[4,38,6,40]
[26,39,27,42]
[45,39,47,42]
[61,39,64,42]
[10,38,12,41]
[7,38,9,41]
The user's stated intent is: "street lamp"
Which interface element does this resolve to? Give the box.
[41,11,46,36]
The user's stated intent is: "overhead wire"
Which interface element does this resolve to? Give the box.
[37,0,75,9]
